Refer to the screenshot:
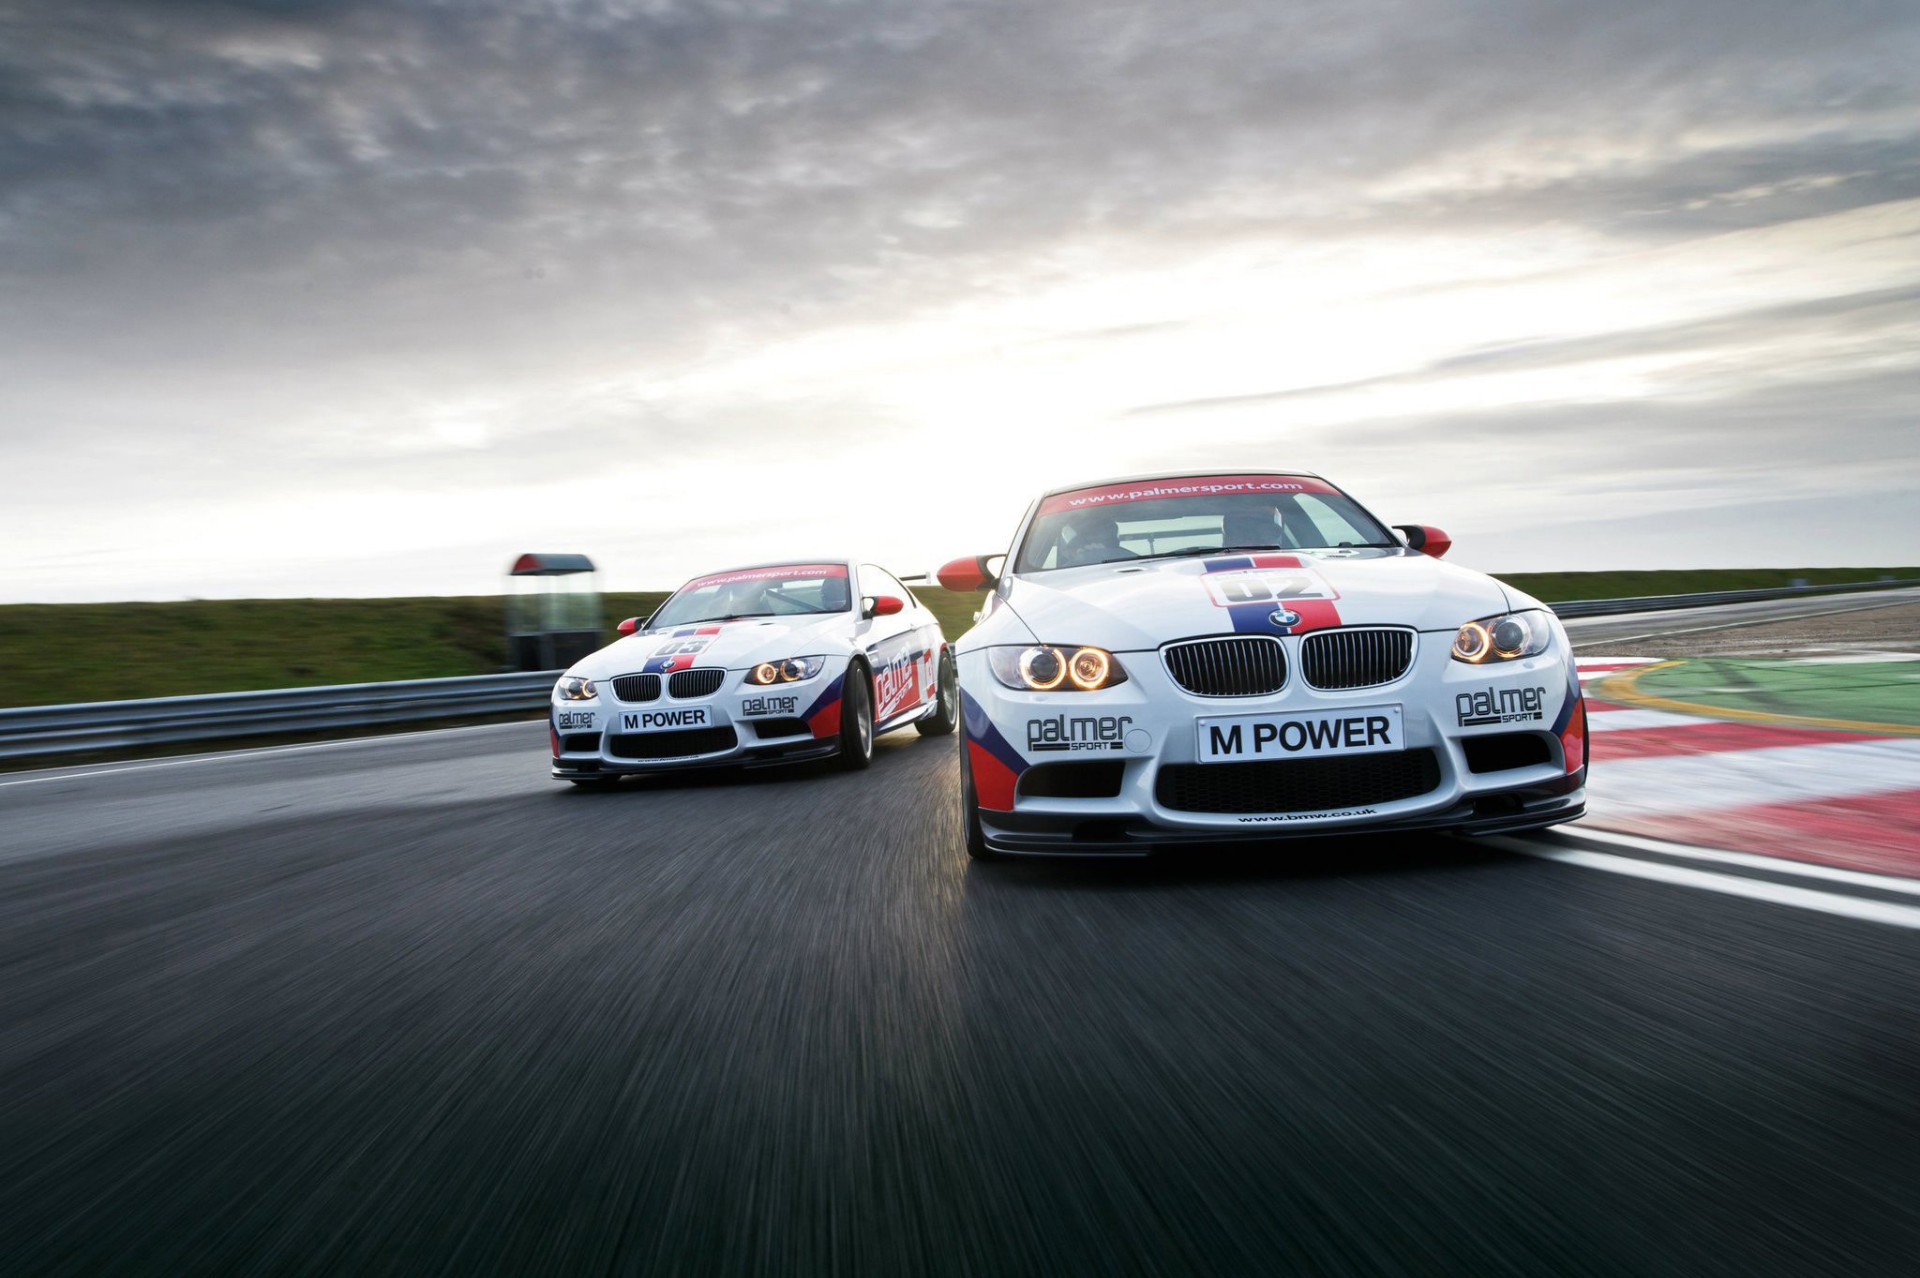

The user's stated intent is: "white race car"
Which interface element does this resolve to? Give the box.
[550,558,955,784]
[937,472,1587,858]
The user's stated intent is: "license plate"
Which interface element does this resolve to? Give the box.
[620,707,711,732]
[1196,705,1403,762]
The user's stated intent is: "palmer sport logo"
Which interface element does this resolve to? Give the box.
[1028,714,1134,752]
[1456,686,1547,727]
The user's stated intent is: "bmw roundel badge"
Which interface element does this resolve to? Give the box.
[1269,608,1301,628]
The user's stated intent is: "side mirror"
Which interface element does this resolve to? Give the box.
[1393,524,1452,559]
[865,595,906,618]
[617,617,639,636]
[937,554,1000,593]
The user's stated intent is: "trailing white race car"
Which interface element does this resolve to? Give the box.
[550,558,955,785]
[937,472,1586,858]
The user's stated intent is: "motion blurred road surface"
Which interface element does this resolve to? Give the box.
[3,598,1918,1275]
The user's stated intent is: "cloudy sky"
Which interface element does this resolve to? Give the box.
[3,0,1917,602]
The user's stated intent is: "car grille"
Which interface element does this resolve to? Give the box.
[668,668,726,699]
[1300,627,1416,689]
[607,726,738,759]
[1162,637,1288,697]
[611,673,661,703]
[1155,749,1441,814]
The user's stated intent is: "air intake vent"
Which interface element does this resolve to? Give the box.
[668,668,726,699]
[1300,628,1415,689]
[1019,760,1126,799]
[608,726,739,759]
[1162,636,1287,697]
[1462,732,1553,774]
[1156,749,1441,814]
[611,673,661,702]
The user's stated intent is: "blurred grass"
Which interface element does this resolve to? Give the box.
[1,570,1912,709]
[1496,566,1917,603]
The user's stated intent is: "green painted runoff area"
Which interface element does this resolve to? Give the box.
[1628,658,1920,729]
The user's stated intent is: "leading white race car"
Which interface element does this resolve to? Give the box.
[937,472,1587,858]
[549,558,955,784]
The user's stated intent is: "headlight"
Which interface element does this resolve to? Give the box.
[987,645,1127,691]
[745,656,826,685]
[555,675,598,700]
[1451,610,1554,663]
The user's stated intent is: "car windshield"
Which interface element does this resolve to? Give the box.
[649,563,852,627]
[1014,474,1396,573]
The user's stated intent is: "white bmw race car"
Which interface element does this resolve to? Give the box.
[550,558,955,784]
[937,472,1587,858]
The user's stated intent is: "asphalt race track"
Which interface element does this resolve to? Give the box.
[4,603,1919,1275]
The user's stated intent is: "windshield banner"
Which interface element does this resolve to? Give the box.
[681,563,849,590]
[1038,475,1338,515]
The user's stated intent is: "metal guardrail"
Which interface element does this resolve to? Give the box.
[0,671,561,762]
[1548,577,1920,618]
[2,578,1914,764]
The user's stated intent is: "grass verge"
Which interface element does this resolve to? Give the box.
[2,570,1912,710]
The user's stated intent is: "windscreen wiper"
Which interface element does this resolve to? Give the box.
[669,612,779,625]
[1135,544,1288,561]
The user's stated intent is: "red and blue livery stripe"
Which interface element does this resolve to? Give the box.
[640,625,723,674]
[1201,554,1342,636]
[803,671,846,739]
[1549,673,1586,775]
[962,692,1027,811]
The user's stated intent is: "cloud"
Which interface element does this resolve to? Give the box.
[1126,277,1920,418]
[1,0,1917,598]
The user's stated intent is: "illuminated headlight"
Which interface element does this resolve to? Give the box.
[988,645,1128,691]
[746,656,826,685]
[1451,610,1555,663]
[555,675,598,700]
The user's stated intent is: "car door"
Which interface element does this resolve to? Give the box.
[857,563,931,725]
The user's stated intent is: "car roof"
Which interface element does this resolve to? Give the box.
[1036,469,1327,499]
[686,557,856,578]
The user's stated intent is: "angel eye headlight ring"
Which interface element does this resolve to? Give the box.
[1068,647,1110,690]
[1018,646,1067,691]
[1451,622,1492,664]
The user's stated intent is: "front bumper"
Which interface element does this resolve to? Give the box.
[548,674,843,778]
[959,634,1586,855]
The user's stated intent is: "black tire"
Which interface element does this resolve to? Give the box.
[957,723,1000,860]
[837,662,874,771]
[915,649,959,737]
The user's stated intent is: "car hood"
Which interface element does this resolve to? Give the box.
[1000,550,1512,650]
[565,614,851,678]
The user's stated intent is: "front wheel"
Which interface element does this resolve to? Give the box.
[837,663,874,771]
[915,649,958,737]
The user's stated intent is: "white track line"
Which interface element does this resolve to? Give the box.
[1488,837,1920,930]
[1585,737,1920,814]
[1555,827,1920,897]
[1583,708,1715,731]
[0,719,537,788]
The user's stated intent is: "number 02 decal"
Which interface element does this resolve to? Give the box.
[1204,569,1336,608]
